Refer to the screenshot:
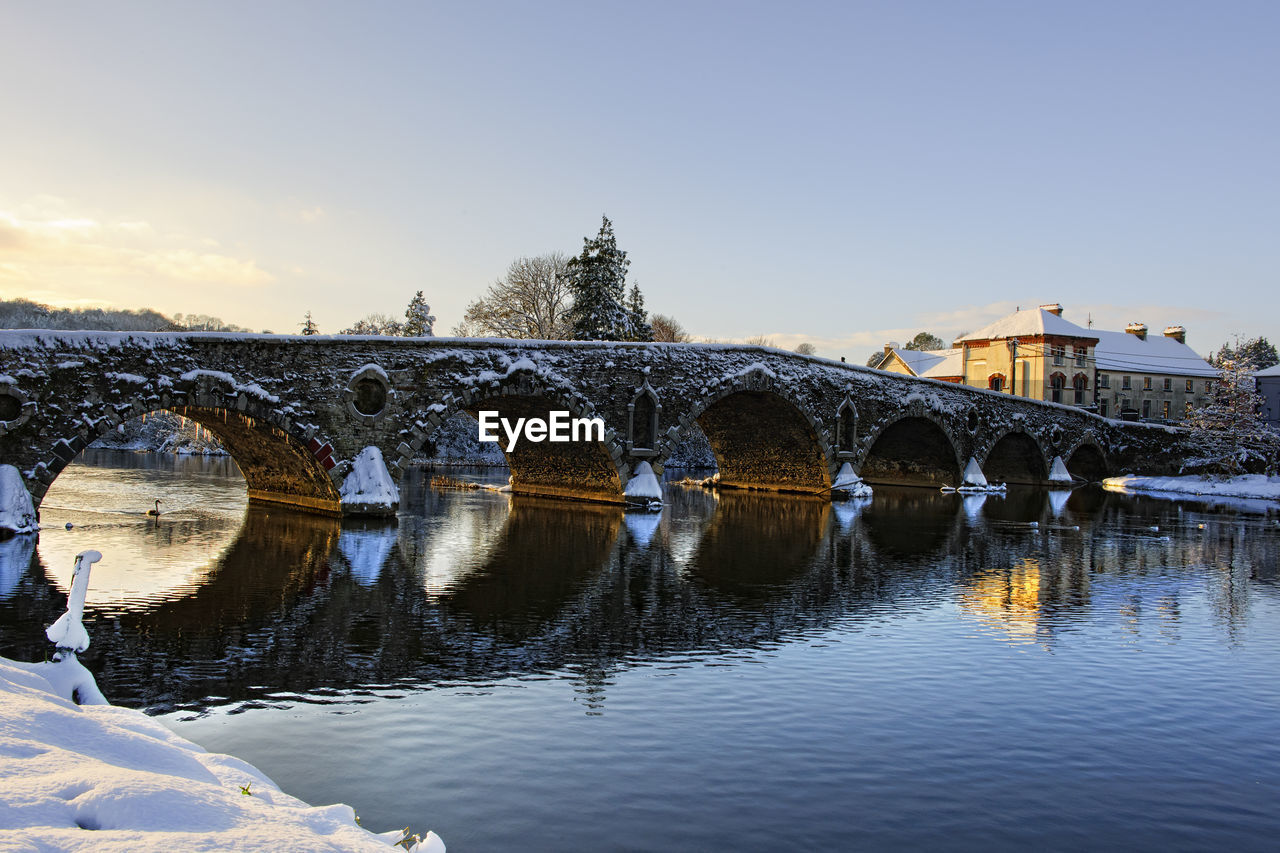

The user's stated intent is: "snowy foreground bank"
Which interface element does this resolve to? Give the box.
[0,656,443,852]
[1103,474,1280,503]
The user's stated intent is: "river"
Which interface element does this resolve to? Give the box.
[2,449,1279,850]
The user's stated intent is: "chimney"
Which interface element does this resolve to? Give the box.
[884,342,898,356]
[1125,322,1148,340]
[1163,325,1186,344]
[1039,303,1064,316]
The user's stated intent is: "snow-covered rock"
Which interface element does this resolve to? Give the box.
[339,446,400,517]
[0,656,444,852]
[623,461,663,502]
[0,464,39,536]
[830,462,873,498]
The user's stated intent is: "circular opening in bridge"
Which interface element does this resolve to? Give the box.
[0,392,20,422]
[966,409,980,434]
[353,378,388,416]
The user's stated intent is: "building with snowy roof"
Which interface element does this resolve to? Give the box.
[876,304,1216,422]
[1256,363,1280,427]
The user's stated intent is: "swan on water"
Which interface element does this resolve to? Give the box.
[147,499,162,516]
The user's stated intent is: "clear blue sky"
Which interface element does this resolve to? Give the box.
[2,1,1276,360]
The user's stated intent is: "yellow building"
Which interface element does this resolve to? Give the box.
[876,304,1216,422]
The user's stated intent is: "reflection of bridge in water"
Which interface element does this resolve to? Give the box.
[2,485,1275,713]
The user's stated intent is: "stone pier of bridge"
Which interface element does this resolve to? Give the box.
[0,332,1198,517]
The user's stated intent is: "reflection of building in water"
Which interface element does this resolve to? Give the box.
[959,558,1045,642]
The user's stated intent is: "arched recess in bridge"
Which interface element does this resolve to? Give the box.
[1065,440,1109,482]
[859,415,962,487]
[412,370,628,503]
[665,370,833,494]
[982,430,1049,485]
[27,384,342,516]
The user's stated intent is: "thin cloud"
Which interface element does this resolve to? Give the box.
[0,200,275,291]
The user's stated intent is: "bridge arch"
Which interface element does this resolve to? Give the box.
[28,373,343,515]
[981,428,1050,485]
[656,368,834,494]
[410,368,628,503]
[859,411,963,487]
[1063,436,1110,482]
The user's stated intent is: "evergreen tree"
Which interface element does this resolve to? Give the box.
[625,284,652,341]
[402,291,436,336]
[567,215,630,341]
[903,331,946,352]
[1213,336,1278,371]
[299,311,319,335]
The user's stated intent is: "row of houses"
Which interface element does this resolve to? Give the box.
[874,304,1219,423]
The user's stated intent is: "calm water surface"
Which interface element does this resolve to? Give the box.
[3,450,1280,851]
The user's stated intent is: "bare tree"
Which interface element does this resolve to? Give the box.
[651,313,691,342]
[795,342,817,356]
[341,313,403,335]
[743,334,776,347]
[454,253,572,339]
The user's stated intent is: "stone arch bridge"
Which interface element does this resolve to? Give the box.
[0,332,1193,517]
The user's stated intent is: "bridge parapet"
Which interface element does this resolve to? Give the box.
[1,331,1203,514]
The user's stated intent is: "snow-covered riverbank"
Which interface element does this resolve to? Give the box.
[0,656,443,852]
[1102,473,1280,503]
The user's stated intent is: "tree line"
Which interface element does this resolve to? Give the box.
[0,298,256,333]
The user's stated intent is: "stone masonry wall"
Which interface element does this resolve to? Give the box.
[0,332,1210,514]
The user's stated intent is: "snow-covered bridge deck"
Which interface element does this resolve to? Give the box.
[0,332,1192,516]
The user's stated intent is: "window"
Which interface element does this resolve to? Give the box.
[1122,376,1132,390]
[1163,377,1172,392]
[1099,399,1109,417]
[1052,345,1065,366]
[1142,399,1151,418]
[1050,372,1065,403]
[1143,376,1152,391]
[988,374,1004,392]
[1073,373,1088,404]
[1186,379,1194,392]
[1075,346,1087,367]
[1162,401,1170,420]
[1099,374,1111,389]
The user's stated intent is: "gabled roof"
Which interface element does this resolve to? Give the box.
[952,305,1215,377]
[883,347,962,379]
[1092,330,1216,377]
[1255,363,1280,378]
[918,348,963,379]
[954,307,1096,343]
[892,348,954,375]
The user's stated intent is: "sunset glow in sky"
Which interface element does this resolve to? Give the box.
[2,1,1276,359]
